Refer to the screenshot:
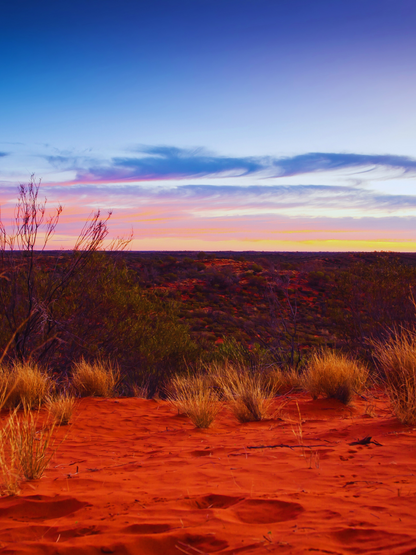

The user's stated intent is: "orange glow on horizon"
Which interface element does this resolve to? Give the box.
[42,234,416,253]
[2,184,415,252]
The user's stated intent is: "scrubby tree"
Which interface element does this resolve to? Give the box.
[0,176,121,363]
[0,178,198,392]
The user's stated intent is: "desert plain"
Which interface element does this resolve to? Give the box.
[0,392,415,555]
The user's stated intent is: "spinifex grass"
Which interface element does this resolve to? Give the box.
[291,402,305,457]
[5,409,56,481]
[302,349,368,405]
[0,387,20,495]
[71,358,120,397]
[46,393,76,426]
[167,374,221,428]
[214,363,276,423]
[374,330,416,424]
[266,366,304,394]
[0,426,20,496]
[131,381,151,399]
[0,362,51,409]
[0,409,57,494]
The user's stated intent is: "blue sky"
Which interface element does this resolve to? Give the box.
[1,0,416,250]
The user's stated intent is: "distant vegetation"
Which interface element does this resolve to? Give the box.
[1,180,416,428]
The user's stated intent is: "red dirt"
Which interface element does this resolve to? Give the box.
[1,393,416,554]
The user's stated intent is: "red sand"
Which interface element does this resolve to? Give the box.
[1,393,416,554]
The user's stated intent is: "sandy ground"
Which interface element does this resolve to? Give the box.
[0,392,416,555]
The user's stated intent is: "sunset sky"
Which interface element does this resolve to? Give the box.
[1,0,416,251]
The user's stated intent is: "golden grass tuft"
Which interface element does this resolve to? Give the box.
[46,393,76,426]
[265,366,304,394]
[0,383,8,412]
[373,330,416,424]
[213,363,276,422]
[71,359,120,397]
[167,374,221,428]
[0,421,20,496]
[0,362,51,409]
[302,349,368,405]
[1,409,57,493]
[131,383,151,399]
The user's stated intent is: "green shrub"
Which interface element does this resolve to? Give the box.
[46,254,199,393]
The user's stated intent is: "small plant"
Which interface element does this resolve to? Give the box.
[291,402,305,456]
[46,393,76,425]
[373,330,416,424]
[0,362,51,409]
[364,403,377,418]
[214,363,275,422]
[0,382,8,411]
[131,383,152,399]
[266,366,304,394]
[71,359,120,397]
[0,409,56,490]
[0,422,20,496]
[167,374,221,428]
[302,349,368,404]
[308,450,320,469]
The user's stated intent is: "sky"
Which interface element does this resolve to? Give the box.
[1,0,416,251]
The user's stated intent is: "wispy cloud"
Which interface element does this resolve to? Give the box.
[2,177,416,250]
[3,144,416,251]
[41,146,416,183]
[36,183,416,219]
[75,146,265,181]
[273,153,416,177]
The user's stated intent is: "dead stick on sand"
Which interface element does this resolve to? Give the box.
[349,436,383,446]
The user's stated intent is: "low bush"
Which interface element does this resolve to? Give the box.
[61,255,199,395]
[373,330,416,424]
[302,349,367,404]
[71,359,119,397]
[167,374,221,428]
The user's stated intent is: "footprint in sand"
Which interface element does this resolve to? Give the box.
[185,494,304,524]
[0,495,90,521]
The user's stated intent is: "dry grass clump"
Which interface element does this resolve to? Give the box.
[0,421,20,495]
[1,410,57,494]
[71,359,120,397]
[131,382,151,399]
[6,411,56,480]
[214,363,276,422]
[0,383,8,411]
[266,366,304,394]
[167,374,221,428]
[0,362,51,409]
[302,349,368,405]
[373,330,416,424]
[46,393,76,425]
